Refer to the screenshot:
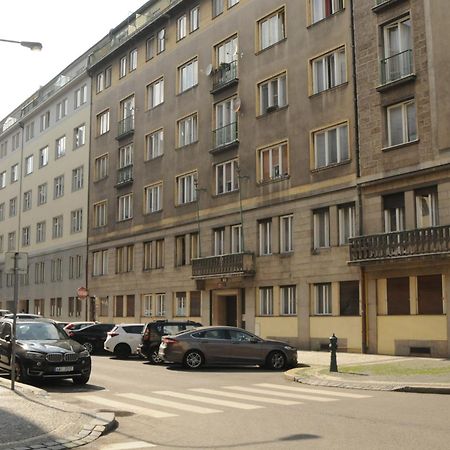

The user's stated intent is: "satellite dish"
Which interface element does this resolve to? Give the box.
[205,64,213,76]
[233,97,242,112]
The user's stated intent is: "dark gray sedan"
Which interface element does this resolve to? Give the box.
[158,326,297,370]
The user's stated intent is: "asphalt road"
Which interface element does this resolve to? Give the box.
[42,355,450,450]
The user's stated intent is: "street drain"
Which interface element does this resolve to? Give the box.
[98,409,135,417]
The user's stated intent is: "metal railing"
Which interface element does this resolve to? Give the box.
[349,225,450,263]
[380,49,413,85]
[117,115,135,139]
[212,60,238,92]
[212,122,238,150]
[192,252,255,278]
[117,165,133,185]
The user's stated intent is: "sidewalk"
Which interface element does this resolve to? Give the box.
[0,377,115,450]
[286,351,450,394]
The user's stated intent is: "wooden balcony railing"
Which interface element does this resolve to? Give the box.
[192,252,255,279]
[349,225,450,263]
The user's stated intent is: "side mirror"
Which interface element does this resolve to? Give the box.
[250,338,259,344]
[4,334,11,342]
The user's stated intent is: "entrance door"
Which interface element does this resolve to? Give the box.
[213,294,238,326]
[225,296,237,326]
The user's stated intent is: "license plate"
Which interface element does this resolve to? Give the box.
[55,366,74,373]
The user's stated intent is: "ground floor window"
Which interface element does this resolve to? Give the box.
[418,274,443,315]
[339,281,359,316]
[387,277,410,315]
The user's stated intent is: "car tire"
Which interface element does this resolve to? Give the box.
[265,351,287,370]
[14,360,30,384]
[183,350,204,369]
[83,341,95,354]
[72,374,90,385]
[114,343,131,359]
[148,346,164,364]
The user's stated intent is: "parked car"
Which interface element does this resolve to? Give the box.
[0,317,91,384]
[67,323,115,354]
[158,326,298,370]
[104,324,145,359]
[138,320,202,364]
[0,309,11,317]
[4,313,43,319]
[64,321,97,332]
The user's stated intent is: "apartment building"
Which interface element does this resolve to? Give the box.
[87,0,362,351]
[0,54,92,321]
[350,0,450,357]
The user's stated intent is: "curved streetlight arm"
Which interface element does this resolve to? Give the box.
[0,38,42,51]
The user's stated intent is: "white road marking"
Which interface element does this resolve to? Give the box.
[255,383,373,399]
[118,393,222,414]
[224,386,338,402]
[154,390,263,410]
[76,395,177,418]
[190,388,302,405]
[100,441,156,449]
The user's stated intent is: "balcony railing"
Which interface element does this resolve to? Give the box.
[211,60,238,93]
[349,225,450,264]
[117,115,135,139]
[380,50,414,85]
[211,122,238,153]
[117,165,133,186]
[192,252,255,279]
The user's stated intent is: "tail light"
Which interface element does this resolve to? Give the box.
[65,324,74,330]
[108,332,119,337]
[162,337,178,345]
[68,331,75,337]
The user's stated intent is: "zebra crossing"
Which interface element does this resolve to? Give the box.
[76,382,372,420]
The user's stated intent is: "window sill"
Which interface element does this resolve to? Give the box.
[145,154,164,163]
[279,251,294,258]
[257,104,288,118]
[257,174,290,185]
[309,81,349,98]
[175,201,197,208]
[117,218,133,223]
[146,102,165,112]
[256,37,287,56]
[143,210,163,216]
[177,85,198,96]
[93,176,108,183]
[213,189,239,198]
[382,139,419,152]
[311,247,331,255]
[376,74,416,92]
[307,9,345,28]
[176,141,199,150]
[310,159,351,173]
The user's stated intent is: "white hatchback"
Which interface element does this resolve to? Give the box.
[104,324,144,359]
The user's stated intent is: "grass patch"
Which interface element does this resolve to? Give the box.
[338,362,450,377]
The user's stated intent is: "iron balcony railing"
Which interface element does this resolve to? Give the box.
[374,0,403,8]
[349,225,450,263]
[117,165,133,186]
[117,115,135,139]
[212,122,238,152]
[380,49,414,85]
[192,252,255,279]
[212,60,238,92]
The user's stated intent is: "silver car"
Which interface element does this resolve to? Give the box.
[158,326,298,370]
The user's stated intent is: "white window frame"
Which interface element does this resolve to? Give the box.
[118,194,133,221]
[314,123,349,169]
[280,285,296,315]
[177,15,187,40]
[312,47,346,94]
[39,146,49,168]
[231,224,242,253]
[387,100,417,147]
[178,114,198,147]
[119,56,127,78]
[147,78,164,109]
[36,221,46,243]
[55,136,66,159]
[280,214,293,253]
[155,293,166,316]
[190,6,200,32]
[313,208,330,249]
[93,250,108,276]
[94,201,107,228]
[315,283,332,315]
[95,154,108,180]
[259,287,274,315]
[71,209,83,233]
[74,124,86,148]
[259,220,272,255]
[52,216,63,239]
[175,292,187,316]
[146,129,164,160]
[37,183,47,206]
[179,58,198,93]
[258,142,288,182]
[129,49,137,71]
[311,0,344,25]
[11,164,18,183]
[54,175,64,199]
[98,110,110,135]
[415,188,438,229]
[214,228,225,256]
[25,155,34,175]
[259,73,287,115]
[176,172,197,205]
[338,204,356,245]
[72,166,84,191]
[258,8,285,51]
[144,183,162,214]
[215,159,239,195]
[157,28,166,53]
[23,191,32,211]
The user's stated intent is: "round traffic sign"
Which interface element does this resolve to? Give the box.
[77,286,89,299]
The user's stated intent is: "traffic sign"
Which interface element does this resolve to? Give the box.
[77,286,89,299]
[4,252,28,274]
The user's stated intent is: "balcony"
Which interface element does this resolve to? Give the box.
[211,61,239,94]
[379,50,415,89]
[192,252,255,279]
[349,225,450,264]
[211,122,239,154]
[373,0,407,13]
[116,165,133,187]
[117,115,135,140]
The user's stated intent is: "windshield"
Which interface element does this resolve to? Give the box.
[16,322,68,340]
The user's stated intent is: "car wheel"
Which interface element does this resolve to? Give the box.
[148,347,163,365]
[114,343,131,359]
[83,342,95,354]
[183,350,204,369]
[72,374,90,385]
[14,360,30,384]
[265,351,287,370]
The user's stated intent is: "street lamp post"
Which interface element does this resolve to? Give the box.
[0,38,43,51]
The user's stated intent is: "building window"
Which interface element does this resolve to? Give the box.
[9,197,17,217]
[313,208,330,249]
[280,285,296,315]
[177,114,198,147]
[338,204,355,245]
[0,171,5,188]
[415,187,438,228]
[175,235,187,266]
[11,164,18,183]
[12,132,20,151]
[231,224,242,253]
[97,72,105,94]
[145,129,164,160]
[115,245,134,273]
[190,6,200,32]
[216,159,238,195]
[25,122,34,141]
[119,56,127,78]
[146,36,155,60]
[155,293,166,316]
[72,166,84,191]
[71,209,83,233]
[52,215,63,239]
[157,28,166,53]
[93,201,107,227]
[143,239,165,270]
[39,146,49,168]
[119,144,133,170]
[228,0,239,7]
[315,283,331,315]
[56,98,68,120]
[22,226,31,247]
[259,287,274,315]
[34,264,45,284]
[258,73,287,115]
[100,297,109,316]
[0,203,5,221]
[74,85,87,108]
[95,154,108,180]
[23,190,32,211]
[36,221,46,243]
[280,214,293,253]
[212,0,224,17]
[310,0,344,24]
[214,97,238,148]
[147,77,164,109]
[0,142,7,158]
[8,232,16,251]
[50,259,63,282]
[179,58,198,93]
[68,255,83,279]
[258,8,285,51]
[340,281,359,316]
[144,183,162,214]
[105,67,112,88]
[312,47,346,94]
[40,111,50,131]
[177,15,187,41]
[258,142,288,182]
[129,49,137,71]
[115,296,124,317]
[259,219,272,256]
[98,110,110,135]
[176,172,197,205]
[93,250,108,276]
[37,183,47,206]
[418,274,443,315]
[190,291,201,316]
[25,155,34,175]
[118,193,133,221]
[74,124,86,148]
[387,277,409,315]
[383,193,404,232]
[50,298,62,317]
[387,100,417,147]
[175,292,187,316]
[55,136,66,159]
[214,228,225,256]
[314,123,349,169]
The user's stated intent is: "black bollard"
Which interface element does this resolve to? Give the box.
[329,333,338,372]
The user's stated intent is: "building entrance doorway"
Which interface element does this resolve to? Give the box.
[212,291,239,327]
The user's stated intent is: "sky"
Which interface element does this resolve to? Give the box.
[0,0,147,120]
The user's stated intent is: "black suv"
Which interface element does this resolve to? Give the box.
[138,320,202,364]
[68,323,115,354]
[0,318,91,385]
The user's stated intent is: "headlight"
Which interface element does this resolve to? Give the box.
[284,345,296,351]
[79,350,90,358]
[25,351,45,361]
